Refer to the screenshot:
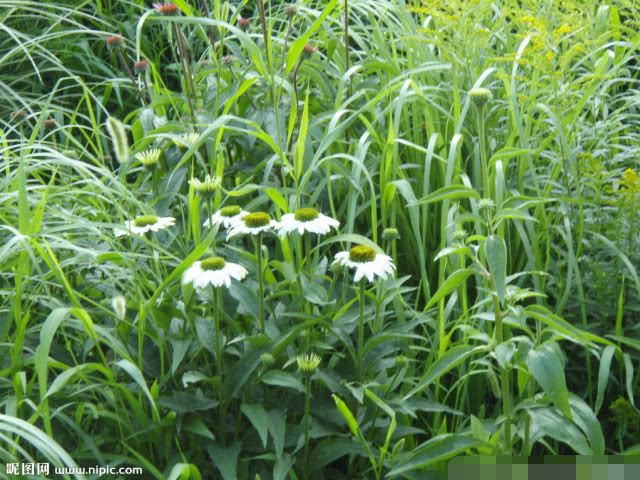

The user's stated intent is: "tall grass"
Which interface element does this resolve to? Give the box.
[2,0,640,478]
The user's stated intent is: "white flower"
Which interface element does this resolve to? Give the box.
[115,215,176,237]
[204,205,249,229]
[226,211,279,240]
[277,208,339,237]
[332,245,395,283]
[175,132,200,148]
[182,257,248,289]
[134,148,162,167]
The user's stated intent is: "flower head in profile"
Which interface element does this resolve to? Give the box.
[189,175,221,199]
[182,256,248,289]
[133,59,150,74]
[237,17,251,31]
[204,205,249,229]
[174,132,200,148]
[134,148,162,168]
[152,2,179,15]
[296,353,321,375]
[302,43,318,59]
[115,215,175,237]
[105,35,123,50]
[226,212,279,240]
[277,208,339,237]
[332,245,395,283]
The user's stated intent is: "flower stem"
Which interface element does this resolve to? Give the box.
[357,279,365,382]
[493,294,511,453]
[476,104,489,196]
[213,286,225,446]
[256,232,266,334]
[303,375,311,480]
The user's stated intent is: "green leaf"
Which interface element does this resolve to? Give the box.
[527,407,591,454]
[267,409,287,459]
[261,370,306,393]
[115,359,159,420]
[527,346,572,419]
[309,438,364,473]
[485,235,507,306]
[624,353,635,407]
[241,404,269,449]
[294,91,309,182]
[388,435,481,477]
[596,345,616,414]
[425,268,474,311]
[207,442,241,480]
[284,0,340,73]
[568,393,604,455]
[405,346,488,398]
[265,187,289,212]
[182,415,215,441]
[409,184,480,206]
[332,394,359,437]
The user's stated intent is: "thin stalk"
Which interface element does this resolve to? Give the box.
[173,24,197,124]
[476,104,489,196]
[116,50,145,105]
[357,279,365,382]
[213,286,225,445]
[280,15,294,73]
[344,0,351,96]
[493,294,511,453]
[256,232,266,334]
[303,375,311,480]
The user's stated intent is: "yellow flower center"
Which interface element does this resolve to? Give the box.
[294,208,319,222]
[134,215,158,227]
[349,246,376,263]
[200,257,226,271]
[220,205,242,217]
[244,212,271,228]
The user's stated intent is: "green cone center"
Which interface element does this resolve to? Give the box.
[200,257,226,271]
[244,212,271,228]
[134,215,158,227]
[220,205,241,217]
[349,246,377,263]
[294,208,319,222]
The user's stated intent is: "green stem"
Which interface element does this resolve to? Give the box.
[256,232,265,334]
[213,286,225,446]
[493,294,511,453]
[477,105,489,196]
[357,279,365,382]
[303,375,311,480]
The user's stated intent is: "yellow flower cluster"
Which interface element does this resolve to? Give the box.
[619,168,640,208]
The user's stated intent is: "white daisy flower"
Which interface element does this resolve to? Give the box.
[332,245,395,283]
[226,211,279,240]
[114,215,175,237]
[203,205,249,229]
[277,207,339,237]
[182,256,248,289]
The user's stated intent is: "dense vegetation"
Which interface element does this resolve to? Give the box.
[2,0,640,478]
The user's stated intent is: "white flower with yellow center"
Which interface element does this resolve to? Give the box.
[182,256,248,289]
[332,245,395,283]
[226,211,279,240]
[277,207,339,237]
[115,215,175,237]
[203,205,249,229]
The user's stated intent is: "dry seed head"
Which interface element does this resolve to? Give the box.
[222,55,234,65]
[152,2,179,15]
[349,246,377,263]
[200,256,226,271]
[284,5,297,16]
[105,35,123,49]
[43,119,57,129]
[302,43,318,58]
[134,59,149,74]
[11,110,26,120]
[237,17,251,31]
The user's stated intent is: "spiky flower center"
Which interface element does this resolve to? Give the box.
[220,206,242,217]
[294,208,319,222]
[134,215,158,227]
[349,246,377,263]
[244,212,271,228]
[296,353,321,373]
[200,257,226,271]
